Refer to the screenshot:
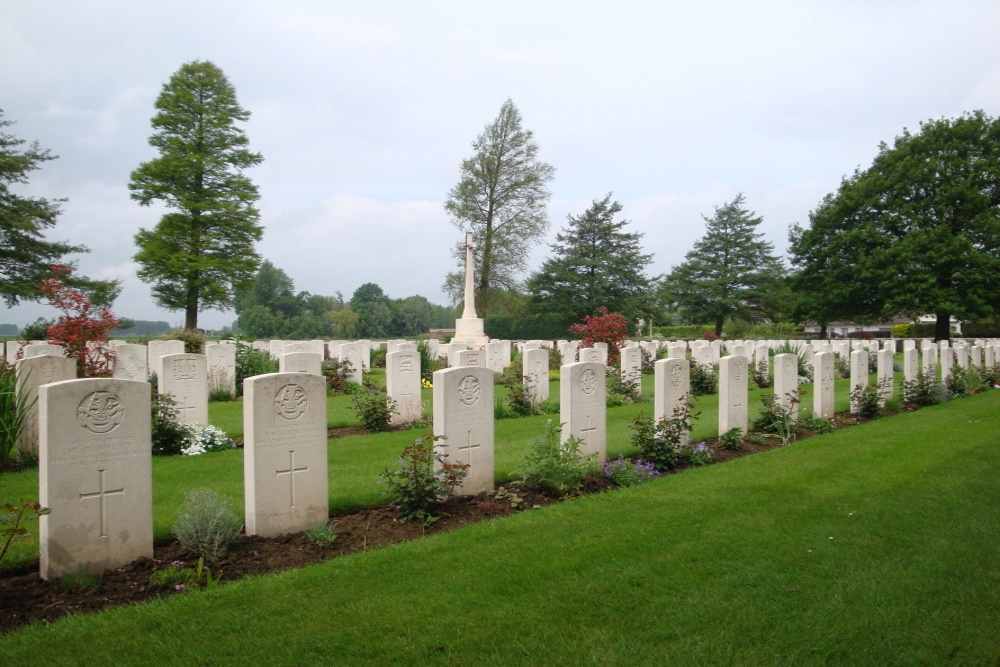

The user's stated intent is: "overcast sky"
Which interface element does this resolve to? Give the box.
[3,1,998,330]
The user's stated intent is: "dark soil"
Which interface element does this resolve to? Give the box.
[0,408,895,633]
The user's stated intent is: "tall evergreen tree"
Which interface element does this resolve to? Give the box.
[0,110,118,306]
[444,99,555,318]
[527,194,652,327]
[664,194,784,336]
[130,60,263,331]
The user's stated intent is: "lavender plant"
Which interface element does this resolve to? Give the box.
[602,454,662,487]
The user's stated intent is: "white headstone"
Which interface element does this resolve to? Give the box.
[922,345,938,378]
[719,355,749,435]
[112,344,149,382]
[654,358,689,424]
[903,348,919,384]
[486,341,506,374]
[15,356,77,455]
[954,345,968,369]
[244,373,328,537]
[432,366,495,496]
[969,345,982,370]
[813,351,835,420]
[205,343,237,396]
[559,341,577,364]
[940,348,954,382]
[268,340,285,360]
[158,353,209,425]
[772,353,799,421]
[579,347,602,364]
[23,343,65,358]
[592,342,609,365]
[457,349,484,368]
[279,352,322,376]
[560,361,607,463]
[620,345,642,386]
[387,350,422,424]
[39,378,152,580]
[849,349,870,414]
[522,348,550,407]
[147,340,185,376]
[876,348,894,404]
[338,343,364,384]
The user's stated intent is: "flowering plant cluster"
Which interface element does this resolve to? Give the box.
[37,265,118,377]
[602,454,662,487]
[180,424,236,456]
[569,306,629,366]
[421,378,433,389]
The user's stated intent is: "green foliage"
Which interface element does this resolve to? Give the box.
[162,328,206,354]
[380,433,469,525]
[353,386,398,432]
[752,359,772,389]
[149,561,199,589]
[798,412,836,434]
[234,340,277,397]
[601,454,662,487]
[130,60,264,330]
[751,392,800,445]
[0,361,34,468]
[150,381,189,456]
[171,488,243,561]
[945,366,985,399]
[902,370,944,407]
[1,499,49,567]
[20,317,53,341]
[851,382,884,420]
[304,521,338,548]
[526,194,653,327]
[499,362,536,417]
[323,359,361,396]
[0,110,118,307]
[891,323,911,338]
[606,371,640,407]
[370,346,387,369]
[629,397,699,472]
[515,420,595,496]
[486,312,568,341]
[663,193,785,336]
[651,324,710,339]
[718,428,743,451]
[789,110,1000,341]
[443,98,555,318]
[690,361,717,396]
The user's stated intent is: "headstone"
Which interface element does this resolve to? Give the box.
[15,356,77,455]
[387,350,422,424]
[522,348,550,407]
[560,361,607,463]
[719,355,749,436]
[244,373,328,537]
[954,345,968,369]
[279,352,322,376]
[710,340,723,362]
[432,366,495,496]
[23,343,65,358]
[147,340,185,377]
[876,348,894,404]
[357,340,372,371]
[592,342,609,365]
[940,348,954,382]
[667,344,686,360]
[654,358,689,424]
[252,340,270,354]
[984,345,995,370]
[849,349,870,414]
[903,348,919,384]
[6,340,29,363]
[579,347,602,363]
[158,353,208,425]
[559,342,577,364]
[903,339,916,351]
[486,341,506,374]
[813,351,835,420]
[39,378,152,580]
[338,343,364,384]
[205,343,237,396]
[755,344,770,377]
[268,340,285,360]
[969,345,982,370]
[284,340,324,357]
[457,349,484,367]
[620,346,642,386]
[112,343,149,382]
[922,345,938,378]
[691,344,713,367]
[772,353,799,421]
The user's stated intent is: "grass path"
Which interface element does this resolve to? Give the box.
[1,391,997,663]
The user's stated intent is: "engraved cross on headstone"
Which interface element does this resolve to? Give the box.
[275,450,309,508]
[79,469,125,538]
[458,429,481,466]
[579,414,597,455]
[175,395,196,422]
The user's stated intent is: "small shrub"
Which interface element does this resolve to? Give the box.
[163,328,206,354]
[945,365,984,399]
[0,361,35,468]
[602,454,662,487]
[150,560,199,589]
[499,362,536,417]
[151,384,189,456]
[799,412,836,434]
[891,323,910,338]
[752,359,772,389]
[718,427,743,451]
[322,359,360,395]
[305,521,338,548]
[902,369,944,407]
[180,424,236,456]
[690,362,717,396]
[418,341,445,383]
[370,347,387,369]
[679,441,713,467]
[751,391,799,445]
[235,341,277,397]
[850,382,883,420]
[833,354,850,379]
[1,499,50,567]
[606,370,640,406]
[629,397,699,472]
[172,489,243,561]
[380,433,469,525]
[515,419,596,496]
[353,386,398,432]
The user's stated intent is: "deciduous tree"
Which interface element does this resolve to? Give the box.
[527,194,652,328]
[130,60,263,331]
[663,194,784,336]
[444,99,555,318]
[789,110,1000,341]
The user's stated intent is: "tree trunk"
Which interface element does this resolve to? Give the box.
[935,313,951,342]
[185,304,198,331]
[819,323,828,340]
[714,315,724,337]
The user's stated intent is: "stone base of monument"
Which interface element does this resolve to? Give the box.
[454,317,489,348]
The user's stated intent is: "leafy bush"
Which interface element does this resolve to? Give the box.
[515,419,596,496]
[162,328,206,354]
[891,323,911,338]
[629,397,698,472]
[38,265,119,377]
[945,366,985,399]
[172,489,243,561]
[751,392,799,445]
[418,341,445,383]
[799,412,836,434]
[234,341,277,397]
[833,354,850,379]
[606,369,640,407]
[380,433,468,525]
[0,361,34,468]
[902,370,944,407]
[323,359,361,395]
[498,362,536,417]
[569,306,629,366]
[305,521,338,548]
[752,359,772,388]
[151,382,189,456]
[370,346,387,369]
[602,454,662,487]
[690,362,717,395]
[180,424,236,456]
[680,441,713,466]
[1,499,50,567]
[850,382,883,420]
[353,386,398,432]
[718,427,743,451]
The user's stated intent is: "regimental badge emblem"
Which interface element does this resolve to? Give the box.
[734,359,744,381]
[274,384,308,420]
[77,392,124,433]
[399,355,415,372]
[173,359,197,380]
[457,375,481,405]
[670,365,683,387]
[580,369,598,395]
[123,362,141,379]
